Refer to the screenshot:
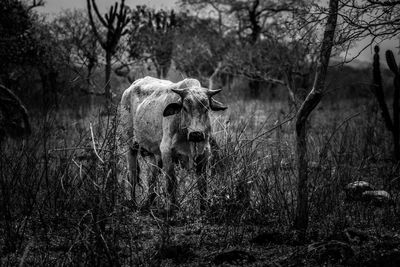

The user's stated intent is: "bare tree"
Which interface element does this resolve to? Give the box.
[231,0,303,97]
[52,9,101,90]
[173,15,229,85]
[0,84,30,142]
[180,0,306,98]
[87,0,129,102]
[294,0,339,234]
[332,0,400,61]
[129,7,181,78]
[179,0,232,36]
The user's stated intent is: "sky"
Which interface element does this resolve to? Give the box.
[342,37,399,65]
[37,0,177,14]
[37,0,399,65]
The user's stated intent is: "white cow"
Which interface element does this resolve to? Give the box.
[119,77,227,211]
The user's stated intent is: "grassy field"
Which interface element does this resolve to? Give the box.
[1,94,399,266]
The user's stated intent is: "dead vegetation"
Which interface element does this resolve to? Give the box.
[1,96,399,266]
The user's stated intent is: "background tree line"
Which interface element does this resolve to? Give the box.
[2,0,397,110]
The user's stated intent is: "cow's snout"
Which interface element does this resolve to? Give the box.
[188,131,205,142]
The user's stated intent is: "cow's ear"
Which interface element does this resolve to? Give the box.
[163,103,182,116]
[210,99,227,111]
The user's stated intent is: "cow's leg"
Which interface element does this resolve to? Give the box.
[195,153,208,212]
[161,149,177,211]
[146,155,162,208]
[126,146,140,203]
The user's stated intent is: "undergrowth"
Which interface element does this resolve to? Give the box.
[1,98,399,266]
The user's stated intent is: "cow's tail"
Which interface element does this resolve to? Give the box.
[118,87,133,148]
[118,86,137,199]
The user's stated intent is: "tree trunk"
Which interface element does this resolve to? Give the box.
[161,63,170,79]
[105,52,112,103]
[156,68,161,79]
[40,71,50,111]
[393,75,400,160]
[87,57,95,90]
[283,71,299,111]
[294,121,309,231]
[294,0,339,235]
[209,62,223,90]
[49,71,58,110]
[249,79,261,98]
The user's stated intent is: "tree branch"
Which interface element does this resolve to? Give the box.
[296,0,339,130]
[294,0,339,233]
[87,0,106,48]
[89,0,108,27]
[27,0,44,11]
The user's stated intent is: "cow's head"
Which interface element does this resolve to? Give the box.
[163,81,227,143]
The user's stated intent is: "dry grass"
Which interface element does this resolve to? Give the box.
[1,96,399,266]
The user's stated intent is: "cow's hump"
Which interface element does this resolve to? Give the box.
[133,77,174,97]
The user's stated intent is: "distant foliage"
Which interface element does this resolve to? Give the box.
[129,6,182,78]
[51,9,101,89]
[0,0,69,107]
[0,84,30,141]
[0,0,36,84]
[173,16,229,83]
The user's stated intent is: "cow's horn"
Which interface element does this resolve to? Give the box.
[171,88,188,98]
[206,89,222,97]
